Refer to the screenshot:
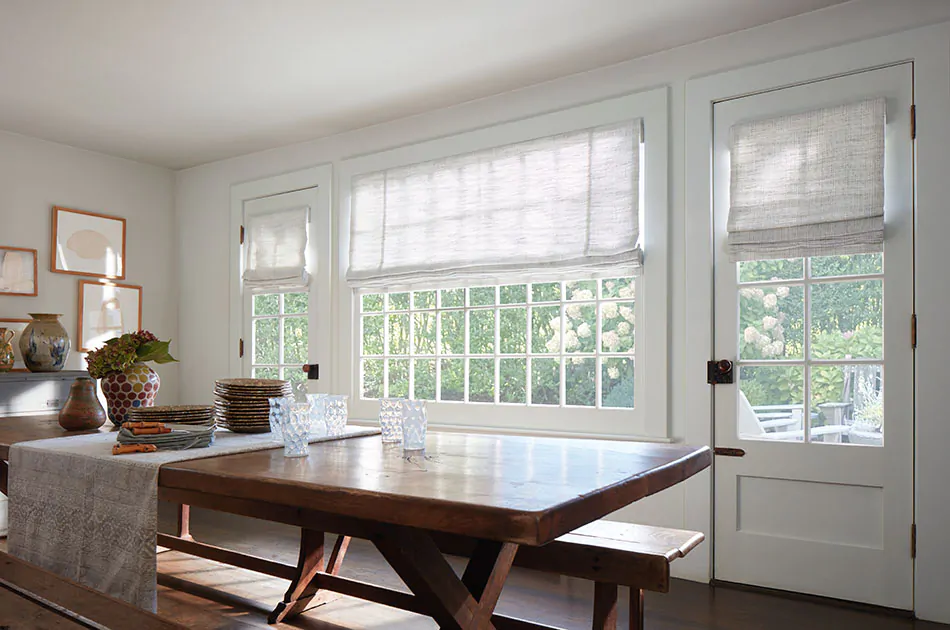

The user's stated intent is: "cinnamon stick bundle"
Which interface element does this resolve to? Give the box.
[122,421,166,430]
[130,426,172,436]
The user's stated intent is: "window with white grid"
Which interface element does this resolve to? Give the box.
[358,279,637,409]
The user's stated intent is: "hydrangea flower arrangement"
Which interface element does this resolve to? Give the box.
[85,330,177,379]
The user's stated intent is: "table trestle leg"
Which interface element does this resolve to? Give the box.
[374,525,517,630]
[268,530,351,624]
[176,504,192,541]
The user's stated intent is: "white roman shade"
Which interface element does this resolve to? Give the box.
[727,97,886,262]
[347,121,642,291]
[243,206,310,290]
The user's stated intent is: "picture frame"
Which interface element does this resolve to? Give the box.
[51,206,127,280]
[78,280,142,352]
[0,318,31,372]
[0,246,38,297]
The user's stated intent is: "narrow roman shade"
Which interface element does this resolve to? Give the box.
[347,121,642,291]
[727,97,886,262]
[243,206,310,290]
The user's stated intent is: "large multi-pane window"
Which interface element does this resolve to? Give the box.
[359,278,636,409]
[250,292,308,385]
[737,253,884,445]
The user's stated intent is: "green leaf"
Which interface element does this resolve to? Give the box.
[136,340,178,364]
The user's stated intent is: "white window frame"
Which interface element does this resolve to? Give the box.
[338,88,669,439]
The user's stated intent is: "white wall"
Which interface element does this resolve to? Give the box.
[174,0,950,621]
[0,130,179,403]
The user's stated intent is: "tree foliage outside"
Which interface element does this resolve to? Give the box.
[360,279,637,408]
[738,254,883,427]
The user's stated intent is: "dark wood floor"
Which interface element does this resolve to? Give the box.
[146,506,948,630]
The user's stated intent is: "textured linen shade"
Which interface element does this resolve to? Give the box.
[347,121,642,291]
[726,97,886,262]
[243,206,310,290]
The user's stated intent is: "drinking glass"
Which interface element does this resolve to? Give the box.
[401,400,427,453]
[324,395,348,437]
[268,396,291,442]
[378,398,404,443]
[283,402,313,457]
[307,393,328,437]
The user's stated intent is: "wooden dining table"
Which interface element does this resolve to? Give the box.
[0,414,711,630]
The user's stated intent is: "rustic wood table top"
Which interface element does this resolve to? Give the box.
[0,413,112,460]
[159,432,711,546]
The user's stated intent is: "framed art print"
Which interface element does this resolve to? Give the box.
[0,318,31,371]
[78,280,142,351]
[51,206,126,279]
[0,247,38,296]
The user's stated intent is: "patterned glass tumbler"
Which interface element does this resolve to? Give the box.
[268,396,292,442]
[401,400,427,453]
[378,398,404,443]
[324,395,348,437]
[307,394,328,438]
[283,402,313,457]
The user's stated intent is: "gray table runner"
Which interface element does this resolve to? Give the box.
[7,426,379,611]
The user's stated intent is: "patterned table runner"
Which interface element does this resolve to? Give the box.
[7,426,379,611]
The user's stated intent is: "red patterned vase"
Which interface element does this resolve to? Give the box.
[101,362,161,426]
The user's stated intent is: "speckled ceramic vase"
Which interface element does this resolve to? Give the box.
[20,313,70,372]
[101,362,161,426]
[59,377,107,431]
[0,328,15,372]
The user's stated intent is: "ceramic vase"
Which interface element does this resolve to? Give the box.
[101,362,160,426]
[59,377,107,431]
[20,313,70,372]
[0,328,15,372]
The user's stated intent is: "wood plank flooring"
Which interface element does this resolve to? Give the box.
[5,505,949,629]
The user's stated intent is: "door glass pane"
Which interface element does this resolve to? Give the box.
[738,365,805,441]
[810,364,883,446]
[283,292,308,314]
[253,366,279,379]
[254,294,279,316]
[253,318,278,364]
[282,317,308,365]
[738,258,803,282]
[811,253,883,278]
[739,285,804,360]
[810,280,883,360]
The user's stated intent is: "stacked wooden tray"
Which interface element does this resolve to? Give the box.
[213,378,291,433]
[126,405,215,426]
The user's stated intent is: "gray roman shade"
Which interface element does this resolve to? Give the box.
[727,97,886,262]
[347,121,642,291]
[243,206,310,290]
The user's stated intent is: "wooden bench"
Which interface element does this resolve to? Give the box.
[0,551,185,630]
[433,520,704,630]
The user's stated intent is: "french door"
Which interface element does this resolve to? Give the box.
[241,187,331,392]
[712,64,914,608]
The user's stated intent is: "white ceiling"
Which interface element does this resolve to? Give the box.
[0,0,847,169]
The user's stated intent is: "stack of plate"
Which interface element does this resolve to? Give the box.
[214,378,291,433]
[126,405,215,426]
[117,423,215,450]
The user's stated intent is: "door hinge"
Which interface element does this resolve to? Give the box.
[911,313,917,349]
[910,104,916,140]
[239,338,244,358]
[911,523,917,558]
[239,225,245,245]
